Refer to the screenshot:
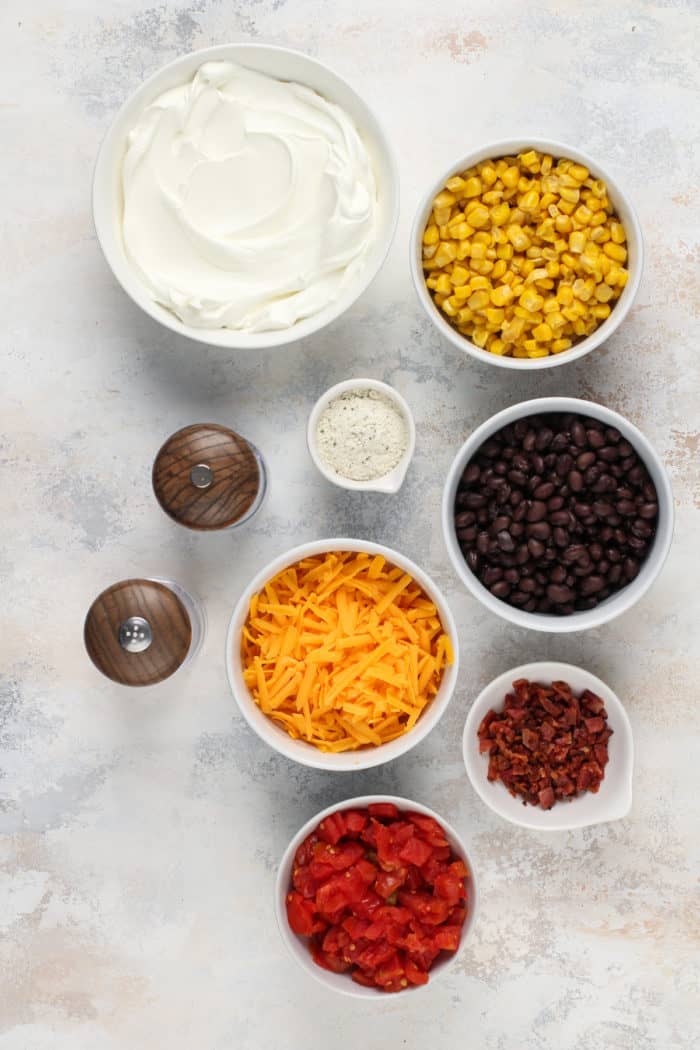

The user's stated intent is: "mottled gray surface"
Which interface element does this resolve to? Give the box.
[1,0,699,1047]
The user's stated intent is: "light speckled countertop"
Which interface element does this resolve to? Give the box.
[2,1,699,1047]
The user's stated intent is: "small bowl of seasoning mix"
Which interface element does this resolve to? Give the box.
[307,379,415,493]
[442,397,673,632]
[410,139,643,369]
[463,662,633,830]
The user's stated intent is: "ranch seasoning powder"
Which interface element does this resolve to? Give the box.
[315,389,409,482]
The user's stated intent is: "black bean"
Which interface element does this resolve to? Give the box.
[516,545,530,565]
[476,532,490,555]
[511,522,525,538]
[532,453,545,474]
[520,577,536,593]
[528,521,551,540]
[568,470,584,492]
[605,427,621,444]
[492,515,511,533]
[547,584,574,603]
[556,453,573,476]
[523,430,536,451]
[513,502,528,522]
[497,530,515,552]
[491,581,511,599]
[638,502,658,520]
[616,499,636,516]
[526,501,547,522]
[466,551,479,572]
[550,566,567,584]
[463,463,480,484]
[508,469,527,486]
[553,527,569,547]
[528,538,545,558]
[573,501,592,518]
[587,428,605,448]
[571,421,587,447]
[581,575,606,595]
[535,427,553,450]
[457,526,477,542]
[547,496,565,512]
[577,451,596,470]
[504,568,520,584]
[510,591,529,606]
[533,482,555,499]
[631,519,652,538]
[550,510,572,526]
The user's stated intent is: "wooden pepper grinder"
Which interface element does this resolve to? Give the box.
[84,578,204,686]
[152,423,267,531]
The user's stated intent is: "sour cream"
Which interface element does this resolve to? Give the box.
[121,61,378,332]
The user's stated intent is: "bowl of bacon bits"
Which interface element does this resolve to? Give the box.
[463,662,633,830]
[276,796,477,996]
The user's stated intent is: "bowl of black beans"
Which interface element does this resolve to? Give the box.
[442,398,673,631]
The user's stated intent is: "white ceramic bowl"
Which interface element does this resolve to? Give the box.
[307,378,416,493]
[442,397,673,633]
[410,137,643,369]
[463,662,633,830]
[93,43,399,349]
[225,539,459,770]
[275,794,478,997]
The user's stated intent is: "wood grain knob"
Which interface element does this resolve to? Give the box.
[152,423,264,531]
[84,579,192,686]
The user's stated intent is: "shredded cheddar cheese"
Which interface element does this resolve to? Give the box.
[241,551,453,752]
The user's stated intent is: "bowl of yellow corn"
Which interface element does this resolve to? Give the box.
[410,140,643,368]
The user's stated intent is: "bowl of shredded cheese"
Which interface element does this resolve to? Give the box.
[226,539,459,770]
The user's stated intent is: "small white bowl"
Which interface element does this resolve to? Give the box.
[225,539,459,770]
[463,662,633,830]
[307,379,416,493]
[410,137,643,370]
[93,43,399,350]
[275,794,478,997]
[442,397,673,633]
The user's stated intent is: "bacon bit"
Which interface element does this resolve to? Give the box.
[477,679,612,809]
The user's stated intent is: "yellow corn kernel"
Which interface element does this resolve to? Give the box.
[551,338,573,353]
[590,303,612,319]
[506,224,531,251]
[611,266,629,287]
[461,176,482,198]
[488,337,507,355]
[469,276,490,290]
[595,283,614,302]
[527,345,550,358]
[502,165,520,188]
[589,210,608,226]
[434,242,457,268]
[423,224,439,246]
[435,273,452,295]
[426,276,439,289]
[468,205,490,228]
[573,204,593,226]
[434,190,456,209]
[480,163,498,186]
[446,176,466,194]
[439,224,451,239]
[469,243,486,261]
[467,290,490,311]
[604,241,627,262]
[559,185,580,204]
[457,307,475,324]
[472,259,494,275]
[548,311,567,329]
[542,296,558,313]
[434,206,451,226]
[540,154,553,175]
[497,243,514,260]
[472,327,489,348]
[569,163,589,182]
[491,259,507,280]
[482,189,502,206]
[532,322,553,341]
[557,199,576,215]
[489,202,510,226]
[598,254,612,276]
[555,214,572,235]
[452,222,474,240]
[449,265,469,287]
[521,190,541,214]
[519,289,544,312]
[485,307,505,325]
[502,316,526,342]
[512,346,528,358]
[520,149,539,167]
[490,284,514,306]
[609,222,626,244]
[443,298,460,318]
[569,230,587,254]
[544,260,559,278]
[433,293,446,307]
[572,318,588,336]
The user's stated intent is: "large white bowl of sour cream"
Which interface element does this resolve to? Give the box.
[93,44,399,348]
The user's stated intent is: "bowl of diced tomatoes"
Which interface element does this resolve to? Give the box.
[275,795,477,997]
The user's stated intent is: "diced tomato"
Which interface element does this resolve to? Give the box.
[449,859,469,880]
[312,840,365,871]
[448,904,467,926]
[351,969,375,988]
[375,821,414,871]
[375,869,407,899]
[406,812,449,847]
[308,859,337,882]
[360,822,377,847]
[367,802,400,820]
[286,891,316,936]
[352,890,383,919]
[322,925,350,955]
[351,858,377,886]
[404,865,424,892]
[315,872,365,916]
[398,891,451,926]
[311,943,351,973]
[432,924,462,952]
[342,809,368,836]
[357,940,396,972]
[433,870,465,907]
[292,863,320,899]
[317,812,346,845]
[420,855,446,885]
[431,845,452,861]
[404,956,429,986]
[342,915,370,940]
[294,833,319,868]
[374,951,405,988]
[398,835,433,867]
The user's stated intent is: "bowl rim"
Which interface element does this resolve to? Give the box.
[92,41,400,350]
[306,378,416,493]
[274,793,478,997]
[441,396,674,632]
[224,538,460,770]
[462,661,634,830]
[409,136,644,370]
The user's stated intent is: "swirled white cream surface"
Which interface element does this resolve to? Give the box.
[121,62,378,331]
